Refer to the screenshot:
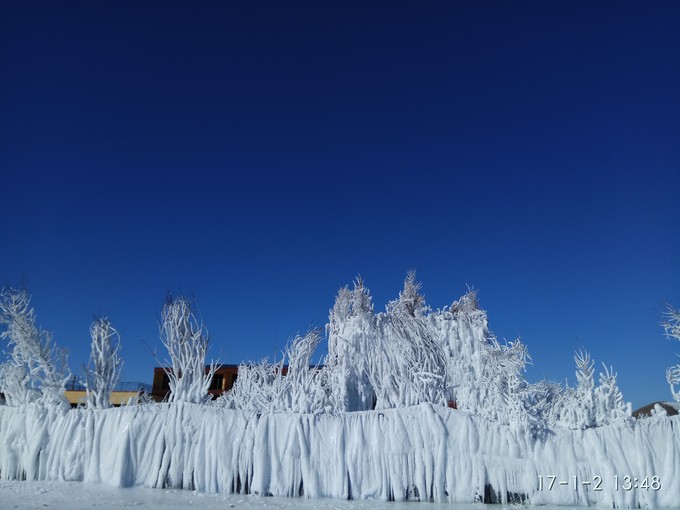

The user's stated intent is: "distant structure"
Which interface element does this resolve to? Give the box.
[150,364,308,402]
[64,378,152,407]
[151,364,240,402]
[632,401,680,418]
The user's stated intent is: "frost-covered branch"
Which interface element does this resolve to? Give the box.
[0,287,70,409]
[662,305,680,403]
[84,317,123,409]
[159,295,217,404]
[662,305,680,342]
[666,365,680,403]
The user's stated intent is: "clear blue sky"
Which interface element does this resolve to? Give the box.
[1,1,678,409]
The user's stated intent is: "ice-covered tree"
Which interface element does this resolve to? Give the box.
[662,305,680,402]
[0,287,70,409]
[423,288,535,428]
[398,269,427,317]
[325,272,451,411]
[425,289,489,413]
[478,338,532,429]
[84,317,123,409]
[549,351,594,430]
[367,271,447,409]
[594,364,631,426]
[559,350,596,429]
[551,351,630,430]
[159,295,217,404]
[325,276,376,412]
[574,350,596,427]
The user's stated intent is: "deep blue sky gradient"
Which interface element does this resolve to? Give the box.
[1,1,679,408]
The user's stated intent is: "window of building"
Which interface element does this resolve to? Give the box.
[210,374,224,391]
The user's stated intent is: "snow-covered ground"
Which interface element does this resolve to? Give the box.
[0,480,596,510]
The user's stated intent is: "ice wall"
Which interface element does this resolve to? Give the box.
[0,403,678,508]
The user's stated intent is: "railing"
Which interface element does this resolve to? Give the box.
[65,379,86,391]
[64,379,151,393]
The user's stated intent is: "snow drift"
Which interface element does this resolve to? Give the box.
[0,403,678,508]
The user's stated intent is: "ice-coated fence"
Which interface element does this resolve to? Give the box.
[0,403,678,508]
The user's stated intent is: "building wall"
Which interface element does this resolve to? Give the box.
[151,365,240,401]
[64,390,145,407]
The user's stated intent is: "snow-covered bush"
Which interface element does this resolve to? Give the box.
[662,305,680,402]
[84,317,123,409]
[0,287,70,409]
[526,379,569,430]
[546,351,630,430]
[159,295,217,404]
[220,330,327,413]
[220,359,285,412]
[0,362,35,407]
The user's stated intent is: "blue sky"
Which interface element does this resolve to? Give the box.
[1,1,679,409]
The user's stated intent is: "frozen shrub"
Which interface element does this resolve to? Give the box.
[223,330,327,414]
[84,317,123,409]
[159,295,217,404]
[0,287,70,409]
